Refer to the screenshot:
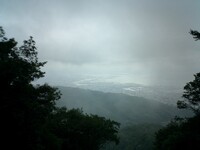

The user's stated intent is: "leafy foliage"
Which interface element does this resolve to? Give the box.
[154,116,200,150]
[48,107,120,150]
[0,26,59,149]
[177,73,200,115]
[0,27,119,150]
[154,30,200,150]
[103,124,162,150]
[190,30,200,41]
[177,30,200,115]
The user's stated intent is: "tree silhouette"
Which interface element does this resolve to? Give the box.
[48,107,120,150]
[190,30,200,41]
[154,30,200,150]
[0,26,61,149]
[154,116,200,150]
[177,73,200,115]
[177,30,200,115]
[0,27,120,150]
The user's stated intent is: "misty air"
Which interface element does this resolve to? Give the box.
[1,0,200,150]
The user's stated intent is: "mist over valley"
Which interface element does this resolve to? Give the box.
[57,85,190,126]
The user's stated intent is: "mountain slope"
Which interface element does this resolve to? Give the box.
[57,86,191,126]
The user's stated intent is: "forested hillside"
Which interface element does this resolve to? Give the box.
[57,86,191,150]
[57,86,191,126]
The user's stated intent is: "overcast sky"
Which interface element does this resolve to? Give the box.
[1,0,200,86]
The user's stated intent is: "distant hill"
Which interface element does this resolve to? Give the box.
[57,86,191,126]
[63,76,183,105]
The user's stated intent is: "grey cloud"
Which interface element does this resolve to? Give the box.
[1,0,200,86]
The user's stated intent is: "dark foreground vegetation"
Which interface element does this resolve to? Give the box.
[0,27,120,150]
[154,30,200,150]
[102,124,162,150]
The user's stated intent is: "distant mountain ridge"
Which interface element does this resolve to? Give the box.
[49,75,183,105]
[57,86,191,126]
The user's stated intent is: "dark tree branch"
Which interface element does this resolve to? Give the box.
[190,30,200,41]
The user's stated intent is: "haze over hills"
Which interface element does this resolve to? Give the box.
[53,76,191,150]
[57,86,191,126]
[73,81,182,106]
[47,76,191,150]
[50,74,183,106]
[56,85,192,149]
